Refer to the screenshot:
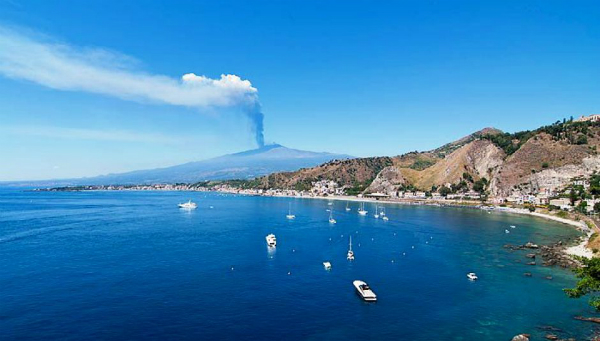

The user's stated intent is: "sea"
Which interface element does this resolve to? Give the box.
[1,189,598,340]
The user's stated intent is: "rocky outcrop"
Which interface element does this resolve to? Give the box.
[511,334,530,341]
[367,139,505,195]
[366,166,407,194]
[489,132,595,197]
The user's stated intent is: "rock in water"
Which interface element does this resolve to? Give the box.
[512,334,530,341]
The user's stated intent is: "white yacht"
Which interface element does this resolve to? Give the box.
[178,200,197,209]
[345,202,351,211]
[329,210,337,224]
[266,234,277,247]
[467,272,478,281]
[357,202,368,216]
[286,203,296,220]
[347,236,355,260]
[374,204,379,219]
[353,280,377,301]
[323,261,332,270]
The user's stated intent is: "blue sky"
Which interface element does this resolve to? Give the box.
[1,0,599,181]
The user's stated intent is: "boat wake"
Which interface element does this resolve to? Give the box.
[0,225,75,244]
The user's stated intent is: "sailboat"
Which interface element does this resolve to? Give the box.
[374,204,379,219]
[345,202,351,211]
[329,210,337,224]
[286,203,296,219]
[358,202,368,216]
[380,206,386,216]
[347,235,355,260]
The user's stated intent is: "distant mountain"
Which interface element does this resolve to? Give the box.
[5,144,352,186]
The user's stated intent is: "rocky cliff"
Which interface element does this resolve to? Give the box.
[246,119,600,199]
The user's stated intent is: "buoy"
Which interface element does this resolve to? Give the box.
[231,266,234,271]
[287,271,291,275]
[411,246,415,249]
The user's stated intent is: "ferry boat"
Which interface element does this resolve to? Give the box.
[357,202,368,216]
[467,272,478,281]
[266,234,277,247]
[178,200,197,209]
[347,236,355,260]
[353,280,377,301]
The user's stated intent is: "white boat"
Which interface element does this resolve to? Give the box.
[178,200,197,209]
[358,202,368,216]
[380,207,386,216]
[505,229,510,234]
[374,204,379,219]
[266,234,277,247]
[382,216,389,221]
[328,202,333,206]
[347,235,355,260]
[329,210,337,224]
[345,202,351,211]
[286,203,296,219]
[467,272,478,280]
[510,225,516,228]
[323,261,332,270]
[353,280,377,301]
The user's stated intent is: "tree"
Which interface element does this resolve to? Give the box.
[595,202,600,213]
[576,200,588,214]
[439,186,452,197]
[570,190,578,206]
[565,257,600,310]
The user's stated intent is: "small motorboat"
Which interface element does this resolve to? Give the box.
[266,234,277,247]
[178,200,197,209]
[510,225,516,229]
[505,229,510,234]
[353,280,377,301]
[323,261,332,270]
[382,216,389,221]
[467,272,478,281]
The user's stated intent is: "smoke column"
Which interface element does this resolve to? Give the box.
[246,102,265,148]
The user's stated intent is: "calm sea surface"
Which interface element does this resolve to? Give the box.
[0,189,598,340]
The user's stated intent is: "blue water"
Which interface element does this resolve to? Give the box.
[0,189,598,340]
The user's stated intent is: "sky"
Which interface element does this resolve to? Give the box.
[0,0,599,181]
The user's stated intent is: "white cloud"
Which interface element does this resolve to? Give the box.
[0,26,258,108]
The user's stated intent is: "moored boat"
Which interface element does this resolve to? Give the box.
[178,200,197,209]
[353,280,377,301]
[266,234,277,247]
